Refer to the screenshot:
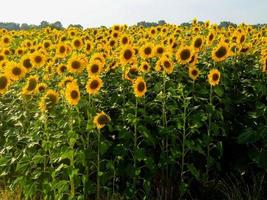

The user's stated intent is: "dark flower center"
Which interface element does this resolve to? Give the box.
[71,90,79,99]
[215,46,227,58]
[123,49,132,60]
[137,82,145,92]
[180,49,191,60]
[90,80,99,89]
[71,61,81,69]
[0,76,8,89]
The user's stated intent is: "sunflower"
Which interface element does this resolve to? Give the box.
[22,75,38,95]
[238,33,246,44]
[111,30,120,39]
[0,53,6,63]
[140,61,150,73]
[140,43,154,59]
[124,66,139,82]
[133,76,147,97]
[0,74,9,94]
[120,34,131,46]
[207,31,215,45]
[211,41,230,62]
[6,61,26,81]
[176,46,194,65]
[59,76,75,88]
[67,54,87,74]
[39,89,59,112]
[120,45,135,64]
[16,48,25,56]
[192,36,204,51]
[84,41,94,54]
[65,81,80,106]
[239,43,252,54]
[90,53,105,65]
[86,76,103,95]
[1,36,11,46]
[57,64,68,75]
[153,44,165,57]
[208,69,221,86]
[72,37,83,50]
[155,59,163,72]
[87,60,103,76]
[56,43,68,58]
[93,111,111,129]
[37,83,47,93]
[188,53,198,67]
[189,66,200,81]
[109,39,116,48]
[161,56,174,74]
[43,40,52,50]
[31,51,46,68]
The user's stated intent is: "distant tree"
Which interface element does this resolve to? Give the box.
[68,24,83,29]
[50,21,63,29]
[219,21,237,28]
[20,23,30,30]
[158,20,166,25]
[0,22,20,30]
[180,22,191,27]
[40,21,50,28]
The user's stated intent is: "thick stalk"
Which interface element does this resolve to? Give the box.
[97,129,101,200]
[133,98,138,195]
[206,85,213,178]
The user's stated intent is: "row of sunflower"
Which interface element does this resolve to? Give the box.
[0,20,266,199]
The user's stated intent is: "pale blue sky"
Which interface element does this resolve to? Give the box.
[0,0,266,27]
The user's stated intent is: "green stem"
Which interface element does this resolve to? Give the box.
[133,98,138,195]
[162,73,168,199]
[69,107,75,198]
[206,85,213,179]
[97,129,101,200]
[181,95,187,184]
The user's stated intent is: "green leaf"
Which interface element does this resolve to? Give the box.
[214,86,224,97]
[237,129,260,144]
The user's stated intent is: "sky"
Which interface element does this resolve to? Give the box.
[0,0,266,27]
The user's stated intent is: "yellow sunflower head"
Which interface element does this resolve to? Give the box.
[0,74,9,95]
[211,41,230,62]
[93,111,111,129]
[59,76,75,88]
[192,36,204,51]
[133,76,147,97]
[22,75,38,95]
[140,43,154,59]
[176,46,194,65]
[208,69,221,86]
[57,64,68,75]
[65,81,80,106]
[160,56,174,75]
[189,66,200,81]
[120,45,135,64]
[56,43,68,58]
[37,83,47,93]
[86,76,103,95]
[39,89,59,112]
[6,61,26,81]
[67,54,87,74]
[30,51,46,68]
[87,60,103,77]
[153,44,165,58]
[72,37,83,50]
[140,61,150,73]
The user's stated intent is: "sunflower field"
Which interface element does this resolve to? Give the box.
[0,19,267,200]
